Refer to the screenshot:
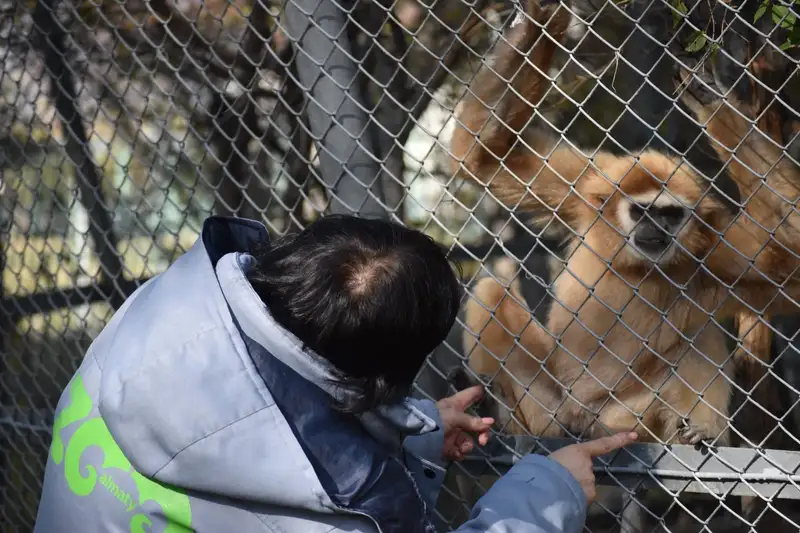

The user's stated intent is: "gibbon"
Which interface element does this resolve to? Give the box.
[677,69,800,285]
[678,64,800,449]
[450,0,800,445]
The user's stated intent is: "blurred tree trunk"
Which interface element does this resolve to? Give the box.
[32,0,125,309]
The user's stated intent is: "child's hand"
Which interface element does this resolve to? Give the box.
[549,432,639,503]
[436,385,495,461]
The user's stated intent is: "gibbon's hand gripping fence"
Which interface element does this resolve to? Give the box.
[0,0,799,531]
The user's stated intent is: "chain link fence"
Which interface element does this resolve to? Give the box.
[0,0,799,531]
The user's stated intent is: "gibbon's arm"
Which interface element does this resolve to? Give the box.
[682,90,800,275]
[449,3,602,231]
[690,95,800,210]
[683,93,790,182]
[449,1,562,176]
[682,261,800,322]
[701,99,800,312]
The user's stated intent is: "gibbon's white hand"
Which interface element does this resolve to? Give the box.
[436,385,494,462]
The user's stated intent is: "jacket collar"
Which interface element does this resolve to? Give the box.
[212,237,438,447]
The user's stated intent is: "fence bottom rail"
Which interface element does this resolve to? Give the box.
[459,436,800,500]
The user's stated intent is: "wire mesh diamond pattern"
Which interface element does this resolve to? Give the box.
[0,0,799,531]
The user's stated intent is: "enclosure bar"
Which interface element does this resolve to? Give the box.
[460,437,800,500]
[0,180,7,509]
[32,0,126,309]
[2,278,147,321]
[0,406,53,435]
[282,0,388,218]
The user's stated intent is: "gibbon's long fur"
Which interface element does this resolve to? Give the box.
[677,72,800,286]
[678,68,800,445]
[451,1,800,445]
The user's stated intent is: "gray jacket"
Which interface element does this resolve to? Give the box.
[34,216,589,533]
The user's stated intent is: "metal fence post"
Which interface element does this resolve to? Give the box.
[0,151,8,527]
[32,0,126,309]
[282,0,389,219]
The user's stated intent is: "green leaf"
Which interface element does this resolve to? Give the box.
[771,4,797,29]
[754,2,769,21]
[686,31,708,52]
[672,0,688,27]
[781,26,800,49]
[792,20,800,39]
[771,4,789,16]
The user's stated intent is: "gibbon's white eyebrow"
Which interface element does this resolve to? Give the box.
[626,190,688,208]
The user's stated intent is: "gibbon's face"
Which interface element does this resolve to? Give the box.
[584,152,718,268]
[616,189,692,265]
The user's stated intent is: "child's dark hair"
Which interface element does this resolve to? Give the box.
[248,214,463,413]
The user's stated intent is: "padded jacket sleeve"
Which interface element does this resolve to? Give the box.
[401,398,448,514]
[453,453,588,533]
[400,398,587,533]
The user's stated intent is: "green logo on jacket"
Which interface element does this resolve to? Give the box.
[49,374,193,532]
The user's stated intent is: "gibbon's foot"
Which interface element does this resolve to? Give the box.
[679,418,721,446]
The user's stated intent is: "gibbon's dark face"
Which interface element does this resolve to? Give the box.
[618,189,692,264]
[583,152,714,268]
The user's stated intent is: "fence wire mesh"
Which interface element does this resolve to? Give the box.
[0,0,798,531]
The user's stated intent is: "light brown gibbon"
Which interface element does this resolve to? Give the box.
[678,67,800,448]
[451,1,800,446]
